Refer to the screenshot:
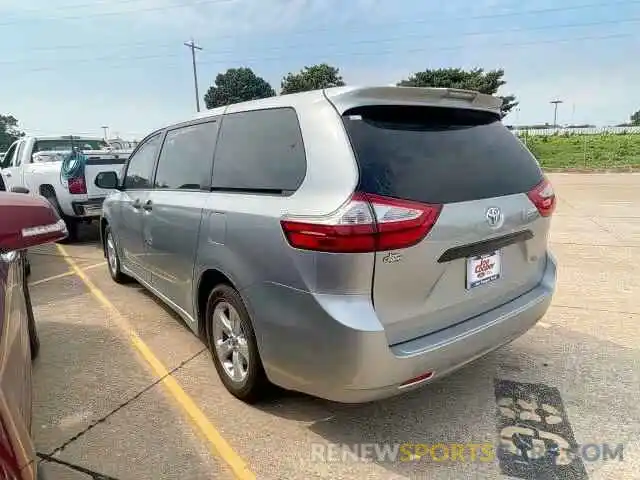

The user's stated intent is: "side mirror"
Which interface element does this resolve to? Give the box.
[10,186,30,194]
[0,193,68,252]
[95,171,119,190]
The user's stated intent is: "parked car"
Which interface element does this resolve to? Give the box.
[0,192,68,478]
[96,86,557,404]
[0,136,129,242]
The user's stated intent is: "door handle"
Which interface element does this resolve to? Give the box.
[5,172,11,177]
[131,198,142,209]
[142,200,153,211]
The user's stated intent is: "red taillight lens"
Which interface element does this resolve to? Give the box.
[0,419,20,480]
[68,176,87,195]
[527,178,556,217]
[280,193,442,253]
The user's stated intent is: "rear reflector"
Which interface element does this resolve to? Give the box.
[400,371,435,388]
[281,192,442,253]
[527,178,556,217]
[68,176,87,195]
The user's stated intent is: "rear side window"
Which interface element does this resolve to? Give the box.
[212,108,306,193]
[154,121,218,190]
[342,106,543,204]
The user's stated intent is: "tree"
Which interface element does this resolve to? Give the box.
[204,68,275,109]
[397,68,518,117]
[631,110,640,126]
[0,115,24,150]
[280,63,346,94]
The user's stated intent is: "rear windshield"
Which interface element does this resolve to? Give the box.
[342,106,543,204]
[33,139,107,153]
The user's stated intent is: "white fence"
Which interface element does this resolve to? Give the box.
[512,126,640,136]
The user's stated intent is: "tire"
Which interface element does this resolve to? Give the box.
[43,193,78,243]
[104,225,131,284]
[205,284,270,403]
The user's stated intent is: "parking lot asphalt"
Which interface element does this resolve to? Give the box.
[28,173,640,480]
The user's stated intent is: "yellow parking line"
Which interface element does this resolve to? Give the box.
[29,261,107,286]
[55,244,256,480]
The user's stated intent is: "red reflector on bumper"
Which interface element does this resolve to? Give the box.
[400,371,435,388]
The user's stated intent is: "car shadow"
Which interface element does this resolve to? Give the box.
[136,287,200,336]
[252,354,501,477]
[248,321,640,478]
[72,221,102,247]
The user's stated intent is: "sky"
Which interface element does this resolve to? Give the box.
[1,0,639,140]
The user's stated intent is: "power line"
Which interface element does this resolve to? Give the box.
[3,15,639,68]
[9,31,635,74]
[203,16,640,59]
[203,32,637,65]
[3,0,186,15]
[0,0,235,26]
[2,0,638,30]
[13,3,640,54]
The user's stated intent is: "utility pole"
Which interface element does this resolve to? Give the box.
[184,39,203,112]
[101,126,109,140]
[550,100,563,129]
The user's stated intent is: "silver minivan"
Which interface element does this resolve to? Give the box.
[96,86,557,403]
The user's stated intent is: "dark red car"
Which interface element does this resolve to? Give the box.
[0,192,67,479]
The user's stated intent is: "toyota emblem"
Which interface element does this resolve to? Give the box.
[486,207,503,228]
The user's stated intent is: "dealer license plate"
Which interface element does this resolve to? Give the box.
[466,251,501,289]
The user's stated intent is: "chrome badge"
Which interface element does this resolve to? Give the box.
[486,207,503,228]
[382,252,402,264]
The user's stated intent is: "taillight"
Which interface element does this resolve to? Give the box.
[0,419,20,480]
[280,192,442,253]
[68,176,87,195]
[527,178,556,217]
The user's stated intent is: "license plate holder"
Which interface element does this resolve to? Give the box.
[83,204,103,217]
[466,250,501,289]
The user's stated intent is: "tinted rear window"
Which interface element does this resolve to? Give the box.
[212,107,306,194]
[342,106,543,204]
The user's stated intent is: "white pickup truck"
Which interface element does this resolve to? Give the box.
[0,136,130,242]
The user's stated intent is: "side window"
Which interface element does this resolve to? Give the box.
[212,108,306,193]
[123,133,162,189]
[154,121,218,190]
[1,143,17,169]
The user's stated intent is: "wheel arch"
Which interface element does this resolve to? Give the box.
[196,268,236,339]
[39,184,56,197]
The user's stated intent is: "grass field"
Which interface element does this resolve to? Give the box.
[519,132,640,169]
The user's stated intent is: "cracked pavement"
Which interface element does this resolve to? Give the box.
[26,173,640,479]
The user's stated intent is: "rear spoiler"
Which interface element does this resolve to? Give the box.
[323,86,503,116]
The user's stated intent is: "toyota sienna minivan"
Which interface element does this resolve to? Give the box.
[96,86,557,403]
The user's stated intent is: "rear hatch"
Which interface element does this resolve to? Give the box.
[340,104,554,345]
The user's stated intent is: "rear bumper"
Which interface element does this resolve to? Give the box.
[248,252,556,403]
[71,198,104,218]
